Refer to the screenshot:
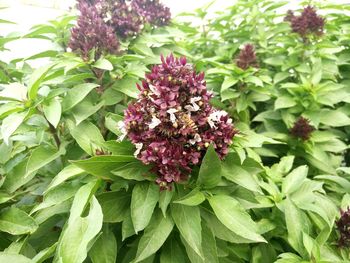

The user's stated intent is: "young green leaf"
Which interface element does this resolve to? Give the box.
[171,203,203,258]
[71,155,135,179]
[208,195,266,243]
[134,210,174,262]
[98,191,130,223]
[160,237,187,263]
[43,98,61,128]
[0,207,38,235]
[197,145,221,189]
[89,225,117,263]
[1,110,28,144]
[57,196,103,263]
[61,83,99,111]
[282,165,308,195]
[28,64,55,100]
[93,58,113,71]
[131,182,159,233]
[173,188,205,206]
[159,190,174,217]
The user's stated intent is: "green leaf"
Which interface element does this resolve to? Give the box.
[28,64,55,100]
[45,165,85,194]
[264,56,285,66]
[182,223,219,263]
[112,78,139,99]
[97,191,130,223]
[71,155,135,179]
[134,210,174,262]
[31,183,78,214]
[112,161,149,181]
[273,72,289,84]
[282,166,308,195]
[43,98,61,128]
[208,195,266,243]
[171,204,203,258]
[197,145,221,189]
[284,198,307,257]
[93,58,113,71]
[274,96,296,110]
[174,188,205,206]
[72,99,105,125]
[201,210,252,243]
[69,121,105,155]
[245,76,263,87]
[62,83,99,111]
[0,253,31,263]
[320,110,350,127]
[159,190,174,217]
[160,238,187,263]
[26,144,66,178]
[131,182,159,233]
[221,154,262,193]
[221,76,238,92]
[1,110,27,144]
[0,207,38,235]
[57,196,103,263]
[89,225,117,263]
[31,243,57,263]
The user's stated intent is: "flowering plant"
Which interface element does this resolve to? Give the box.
[121,54,236,188]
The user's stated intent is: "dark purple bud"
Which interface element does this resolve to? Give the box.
[336,207,350,247]
[236,44,258,70]
[284,6,325,40]
[290,117,315,141]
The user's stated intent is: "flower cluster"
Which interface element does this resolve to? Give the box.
[120,54,237,189]
[336,207,350,247]
[284,6,325,40]
[132,0,171,26]
[236,44,258,70]
[68,2,120,61]
[290,117,315,141]
[70,0,171,59]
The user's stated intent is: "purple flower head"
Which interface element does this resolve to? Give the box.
[284,6,325,39]
[236,44,258,70]
[121,54,237,188]
[132,0,171,26]
[290,117,315,141]
[69,2,120,60]
[336,207,350,247]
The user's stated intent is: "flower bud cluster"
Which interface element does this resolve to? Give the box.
[120,54,237,188]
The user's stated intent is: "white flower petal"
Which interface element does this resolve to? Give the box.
[167,108,178,123]
[134,143,143,157]
[117,121,127,141]
[149,116,161,129]
[189,133,202,145]
[149,84,161,96]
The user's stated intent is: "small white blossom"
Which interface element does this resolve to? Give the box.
[207,110,228,128]
[117,121,127,141]
[189,133,202,145]
[134,143,143,157]
[185,96,202,112]
[103,12,112,22]
[149,116,161,129]
[167,108,178,123]
[149,84,161,96]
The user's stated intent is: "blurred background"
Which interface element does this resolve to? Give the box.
[0,0,349,65]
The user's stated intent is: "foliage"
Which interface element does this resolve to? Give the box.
[0,0,349,262]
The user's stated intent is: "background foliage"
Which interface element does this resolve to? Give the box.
[0,0,349,262]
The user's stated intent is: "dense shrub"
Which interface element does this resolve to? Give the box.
[0,0,349,262]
